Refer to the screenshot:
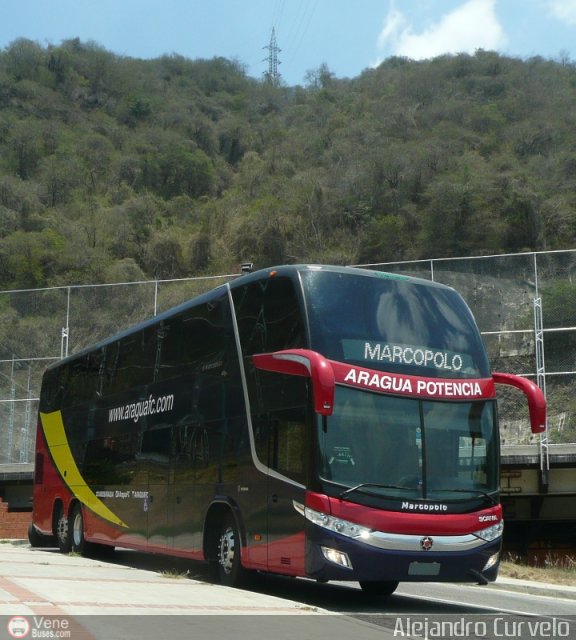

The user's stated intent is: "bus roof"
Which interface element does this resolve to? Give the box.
[235,264,449,290]
[47,264,454,370]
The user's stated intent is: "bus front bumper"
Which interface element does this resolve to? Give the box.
[305,525,502,584]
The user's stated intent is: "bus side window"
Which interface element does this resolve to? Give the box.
[156,293,234,382]
[254,410,306,484]
[83,433,138,485]
[272,414,305,483]
[252,373,308,484]
[232,276,305,356]
[262,277,305,352]
[62,350,104,409]
[139,427,173,465]
[40,367,65,412]
[100,333,156,397]
[108,329,156,394]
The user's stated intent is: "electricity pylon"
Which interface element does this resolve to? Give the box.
[263,27,281,85]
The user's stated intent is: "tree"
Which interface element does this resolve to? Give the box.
[0,229,65,288]
[157,145,216,199]
[305,63,335,90]
[3,39,44,81]
[0,41,575,292]
[143,233,185,279]
[188,233,212,272]
[6,121,43,179]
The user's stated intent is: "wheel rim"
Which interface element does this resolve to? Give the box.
[219,526,235,575]
[57,512,68,544]
[72,511,83,547]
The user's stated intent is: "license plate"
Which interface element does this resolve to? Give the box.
[408,561,441,576]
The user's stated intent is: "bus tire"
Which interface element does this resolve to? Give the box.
[69,503,114,557]
[217,513,247,588]
[55,504,72,554]
[359,580,399,598]
[69,503,89,555]
[28,523,54,548]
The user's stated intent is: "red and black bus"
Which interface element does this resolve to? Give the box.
[30,265,545,596]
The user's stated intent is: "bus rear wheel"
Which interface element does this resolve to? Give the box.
[359,580,399,598]
[217,514,247,587]
[55,505,71,553]
[70,503,89,555]
[28,523,54,548]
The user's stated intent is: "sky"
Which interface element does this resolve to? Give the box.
[2,0,576,86]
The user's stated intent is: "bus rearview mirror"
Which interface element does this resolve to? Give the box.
[493,371,546,434]
[252,349,335,416]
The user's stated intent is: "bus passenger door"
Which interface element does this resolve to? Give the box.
[259,381,309,576]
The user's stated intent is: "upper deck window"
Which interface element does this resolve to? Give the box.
[301,270,490,379]
[232,276,305,356]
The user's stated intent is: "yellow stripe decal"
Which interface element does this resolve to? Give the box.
[40,410,128,528]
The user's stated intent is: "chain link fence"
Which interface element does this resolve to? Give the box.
[1,251,575,463]
[0,275,238,463]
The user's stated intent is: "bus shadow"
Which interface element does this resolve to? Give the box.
[39,547,497,615]
[245,572,497,614]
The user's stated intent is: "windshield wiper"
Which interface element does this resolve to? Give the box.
[339,482,411,500]
[428,488,498,506]
[339,484,497,506]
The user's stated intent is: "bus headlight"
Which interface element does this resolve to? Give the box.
[300,504,372,540]
[473,521,504,542]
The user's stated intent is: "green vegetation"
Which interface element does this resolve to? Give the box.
[1,40,576,289]
[159,568,191,579]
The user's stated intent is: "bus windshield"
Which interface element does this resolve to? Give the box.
[302,269,490,379]
[317,386,498,502]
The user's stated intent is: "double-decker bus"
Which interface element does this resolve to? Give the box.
[30,265,545,596]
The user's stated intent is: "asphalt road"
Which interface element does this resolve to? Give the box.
[1,543,574,640]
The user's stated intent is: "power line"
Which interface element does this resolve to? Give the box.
[279,0,319,81]
[271,0,286,30]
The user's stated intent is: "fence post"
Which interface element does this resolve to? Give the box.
[21,365,32,463]
[7,357,15,463]
[61,286,70,359]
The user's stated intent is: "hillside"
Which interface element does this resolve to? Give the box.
[1,39,576,289]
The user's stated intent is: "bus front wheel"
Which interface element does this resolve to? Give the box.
[217,514,247,587]
[359,580,399,598]
[69,503,113,557]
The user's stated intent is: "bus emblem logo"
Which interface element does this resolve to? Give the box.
[420,536,434,551]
